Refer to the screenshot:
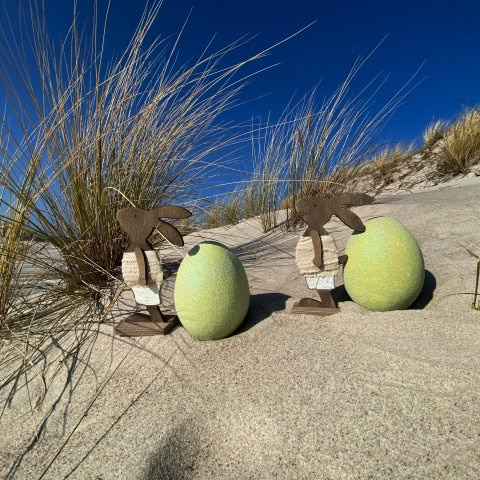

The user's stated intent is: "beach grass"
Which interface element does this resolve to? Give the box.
[354,143,416,192]
[438,108,480,175]
[214,52,421,232]
[474,258,480,310]
[422,119,448,148]
[209,104,480,233]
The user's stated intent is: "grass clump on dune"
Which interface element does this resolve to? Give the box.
[355,143,416,192]
[438,108,480,175]
[422,119,448,149]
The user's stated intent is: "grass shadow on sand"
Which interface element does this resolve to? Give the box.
[142,419,203,480]
[3,325,105,480]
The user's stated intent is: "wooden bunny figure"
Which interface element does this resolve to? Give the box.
[292,193,374,315]
[114,205,192,336]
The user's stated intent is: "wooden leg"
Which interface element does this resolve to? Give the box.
[318,289,337,309]
[147,305,166,322]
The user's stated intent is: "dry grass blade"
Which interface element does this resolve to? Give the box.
[474,260,480,311]
[423,119,447,148]
[458,242,480,310]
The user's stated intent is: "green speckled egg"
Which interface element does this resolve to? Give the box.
[343,217,424,311]
[174,241,250,340]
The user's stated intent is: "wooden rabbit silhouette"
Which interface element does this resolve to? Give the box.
[114,206,192,336]
[291,193,374,315]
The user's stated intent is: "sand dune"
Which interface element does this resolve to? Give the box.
[1,176,480,479]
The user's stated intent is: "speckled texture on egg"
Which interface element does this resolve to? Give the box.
[174,241,250,340]
[343,216,425,311]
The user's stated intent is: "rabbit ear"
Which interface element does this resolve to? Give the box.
[334,205,366,232]
[154,205,192,219]
[155,219,185,246]
[335,193,374,208]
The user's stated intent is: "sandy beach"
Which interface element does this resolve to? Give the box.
[1,176,480,479]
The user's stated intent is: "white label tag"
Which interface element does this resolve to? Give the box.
[132,284,161,305]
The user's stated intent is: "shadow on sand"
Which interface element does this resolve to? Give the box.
[410,270,437,309]
[142,420,203,480]
[235,292,290,334]
[332,269,437,310]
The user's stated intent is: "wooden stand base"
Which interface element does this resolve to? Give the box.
[290,302,339,316]
[114,313,179,336]
[290,296,340,316]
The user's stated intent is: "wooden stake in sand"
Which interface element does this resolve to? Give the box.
[114,206,192,336]
[292,193,374,316]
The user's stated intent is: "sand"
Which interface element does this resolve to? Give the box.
[1,177,480,479]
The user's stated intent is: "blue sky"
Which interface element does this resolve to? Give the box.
[3,0,480,147]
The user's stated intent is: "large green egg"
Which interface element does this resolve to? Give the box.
[343,217,425,311]
[174,241,250,340]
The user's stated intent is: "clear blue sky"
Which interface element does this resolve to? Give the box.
[4,0,480,147]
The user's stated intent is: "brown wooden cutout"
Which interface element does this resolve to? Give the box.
[134,247,147,286]
[292,192,374,315]
[115,205,192,337]
[155,220,184,247]
[296,193,374,237]
[335,193,374,208]
[114,313,179,336]
[117,206,192,251]
[291,303,339,316]
[310,230,323,268]
[291,290,340,316]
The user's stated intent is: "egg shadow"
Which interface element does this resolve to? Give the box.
[410,269,436,309]
[235,292,290,334]
[332,269,436,310]
[331,284,350,305]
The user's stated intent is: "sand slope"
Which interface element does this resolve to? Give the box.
[1,178,480,479]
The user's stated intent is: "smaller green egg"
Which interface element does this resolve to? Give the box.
[174,241,250,340]
[343,217,425,311]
